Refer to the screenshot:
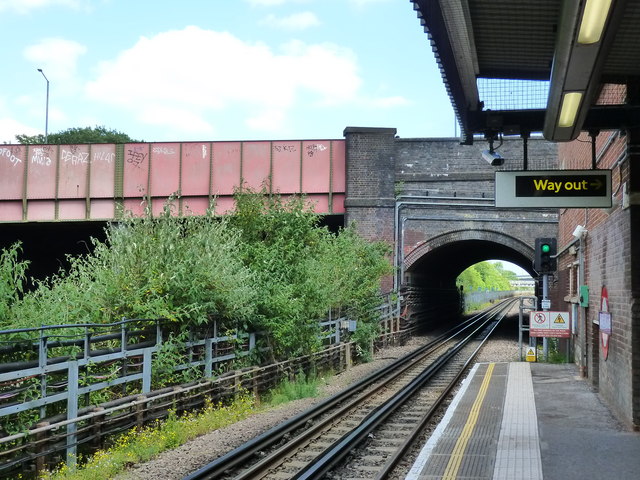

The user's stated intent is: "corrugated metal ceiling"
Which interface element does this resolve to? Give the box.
[469,0,560,80]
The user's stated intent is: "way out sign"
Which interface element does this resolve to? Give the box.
[530,311,571,338]
[495,170,612,208]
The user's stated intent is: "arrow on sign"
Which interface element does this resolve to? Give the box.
[590,178,603,190]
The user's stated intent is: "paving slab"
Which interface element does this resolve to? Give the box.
[531,363,640,480]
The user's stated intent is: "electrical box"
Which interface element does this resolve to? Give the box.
[580,285,589,307]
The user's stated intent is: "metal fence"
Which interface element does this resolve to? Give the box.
[0,296,400,476]
[463,290,518,310]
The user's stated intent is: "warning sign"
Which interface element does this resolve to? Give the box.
[533,312,546,324]
[530,311,571,338]
[526,347,537,362]
[554,314,566,324]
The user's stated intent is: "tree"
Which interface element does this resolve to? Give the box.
[16,126,141,144]
[456,261,513,292]
[494,262,518,281]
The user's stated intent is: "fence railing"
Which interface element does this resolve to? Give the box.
[0,295,401,477]
[0,342,354,478]
[463,290,518,310]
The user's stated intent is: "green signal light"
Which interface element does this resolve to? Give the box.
[541,244,550,253]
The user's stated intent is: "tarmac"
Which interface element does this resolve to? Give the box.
[405,362,640,480]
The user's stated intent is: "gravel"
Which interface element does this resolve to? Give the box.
[115,324,520,480]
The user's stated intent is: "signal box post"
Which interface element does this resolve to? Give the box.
[534,238,558,360]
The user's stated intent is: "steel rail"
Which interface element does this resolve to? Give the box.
[184,331,449,480]
[292,298,517,480]
[183,298,517,480]
[372,298,515,479]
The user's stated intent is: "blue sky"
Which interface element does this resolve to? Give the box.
[0,0,457,144]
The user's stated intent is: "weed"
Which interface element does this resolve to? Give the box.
[39,394,256,480]
[264,370,326,406]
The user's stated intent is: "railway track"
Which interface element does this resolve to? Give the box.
[184,298,518,480]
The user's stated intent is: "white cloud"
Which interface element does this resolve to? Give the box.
[279,39,361,105]
[85,26,363,135]
[0,117,39,143]
[23,38,87,80]
[138,105,215,137]
[0,0,87,14]
[245,108,287,133]
[259,12,321,30]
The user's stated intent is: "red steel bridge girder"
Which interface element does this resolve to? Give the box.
[0,140,346,222]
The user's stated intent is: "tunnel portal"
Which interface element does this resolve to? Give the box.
[402,232,537,329]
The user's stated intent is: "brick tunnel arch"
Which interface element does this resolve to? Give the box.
[401,229,535,328]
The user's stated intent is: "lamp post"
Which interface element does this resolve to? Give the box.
[37,68,49,144]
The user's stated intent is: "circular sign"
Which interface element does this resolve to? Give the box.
[534,313,546,324]
[600,286,610,360]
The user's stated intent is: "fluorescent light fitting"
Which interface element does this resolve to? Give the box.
[578,0,613,44]
[558,92,583,128]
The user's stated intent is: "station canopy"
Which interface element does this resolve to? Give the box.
[411,0,640,143]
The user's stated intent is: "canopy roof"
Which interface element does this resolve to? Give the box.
[412,0,640,143]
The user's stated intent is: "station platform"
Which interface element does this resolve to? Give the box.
[406,362,640,480]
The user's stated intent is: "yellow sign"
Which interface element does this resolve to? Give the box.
[526,347,537,362]
[554,314,566,324]
[495,170,612,208]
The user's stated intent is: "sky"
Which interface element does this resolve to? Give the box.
[0,0,458,144]
[492,261,530,277]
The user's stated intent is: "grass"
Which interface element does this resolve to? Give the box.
[39,395,255,480]
[40,370,332,480]
[264,370,328,406]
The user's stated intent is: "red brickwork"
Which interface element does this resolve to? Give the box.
[557,91,639,426]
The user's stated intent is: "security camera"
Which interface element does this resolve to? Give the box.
[481,149,504,166]
[572,225,587,238]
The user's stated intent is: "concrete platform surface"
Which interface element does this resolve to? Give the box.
[405,362,640,480]
[532,363,640,480]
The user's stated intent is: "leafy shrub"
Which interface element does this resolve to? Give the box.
[2,191,392,364]
[228,190,392,360]
[0,242,29,324]
[456,261,514,292]
[4,207,255,330]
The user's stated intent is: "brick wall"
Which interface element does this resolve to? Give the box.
[557,125,639,426]
[344,129,560,325]
[395,136,558,198]
[343,127,398,293]
[343,126,397,242]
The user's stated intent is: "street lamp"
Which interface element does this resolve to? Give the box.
[37,68,49,143]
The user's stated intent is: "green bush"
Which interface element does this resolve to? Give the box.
[1,191,392,363]
[228,190,392,359]
[456,261,514,292]
[3,207,255,330]
[0,242,29,323]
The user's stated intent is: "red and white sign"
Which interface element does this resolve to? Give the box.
[600,286,611,360]
[530,311,571,338]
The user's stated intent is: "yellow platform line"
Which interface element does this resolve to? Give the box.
[441,362,495,480]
